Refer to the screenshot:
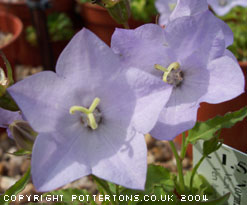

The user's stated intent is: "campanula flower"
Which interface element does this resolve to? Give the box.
[156,0,233,47]
[208,0,247,16]
[8,28,169,191]
[111,14,244,140]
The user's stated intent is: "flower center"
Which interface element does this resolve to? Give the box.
[154,62,183,87]
[69,97,102,130]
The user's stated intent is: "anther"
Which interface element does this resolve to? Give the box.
[154,62,183,87]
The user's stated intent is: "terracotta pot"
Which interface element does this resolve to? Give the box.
[0,11,23,74]
[175,62,247,158]
[0,0,31,27]
[49,0,75,13]
[78,2,149,45]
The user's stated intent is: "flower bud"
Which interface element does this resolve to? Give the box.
[9,120,37,151]
[0,67,8,86]
[105,0,130,25]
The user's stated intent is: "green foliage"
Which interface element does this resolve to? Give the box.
[130,0,157,22]
[202,134,222,156]
[187,106,247,144]
[0,168,31,205]
[78,0,157,22]
[7,149,32,156]
[26,12,75,46]
[219,6,247,61]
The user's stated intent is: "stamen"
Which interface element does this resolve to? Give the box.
[154,62,183,87]
[155,64,168,72]
[163,62,180,83]
[69,97,101,130]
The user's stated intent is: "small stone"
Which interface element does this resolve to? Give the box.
[3,147,25,177]
[145,134,156,149]
[0,163,4,175]
[0,176,18,191]
[150,141,173,162]
[147,151,155,164]
[20,160,31,174]
[182,158,192,170]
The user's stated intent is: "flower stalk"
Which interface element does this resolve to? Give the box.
[169,141,185,193]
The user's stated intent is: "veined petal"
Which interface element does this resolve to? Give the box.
[56,28,121,80]
[0,108,22,128]
[200,55,245,104]
[125,68,173,134]
[169,0,208,21]
[111,24,172,70]
[208,0,247,16]
[151,101,199,140]
[32,121,147,191]
[7,72,71,133]
[164,12,226,63]
[92,127,147,190]
[31,131,91,192]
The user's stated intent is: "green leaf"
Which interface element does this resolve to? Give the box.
[187,107,247,144]
[43,188,97,205]
[183,172,216,199]
[195,192,230,205]
[7,149,32,156]
[0,167,31,204]
[203,135,222,156]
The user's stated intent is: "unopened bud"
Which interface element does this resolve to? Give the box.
[9,120,37,151]
[0,67,8,86]
[106,0,130,25]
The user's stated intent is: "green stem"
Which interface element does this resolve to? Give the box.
[92,176,118,205]
[169,141,185,193]
[116,184,119,197]
[189,155,206,191]
[180,132,188,160]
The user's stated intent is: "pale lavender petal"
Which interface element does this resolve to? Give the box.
[32,121,147,191]
[8,72,70,133]
[151,102,199,140]
[0,108,22,128]
[208,0,247,16]
[169,0,208,21]
[111,24,173,70]
[125,68,173,134]
[155,0,177,26]
[56,29,120,79]
[31,132,91,192]
[165,0,233,47]
[200,55,245,104]
[92,127,147,190]
[164,12,226,63]
[207,11,234,47]
[224,49,238,62]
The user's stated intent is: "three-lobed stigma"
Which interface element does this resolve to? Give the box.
[70,97,101,130]
[155,62,183,87]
